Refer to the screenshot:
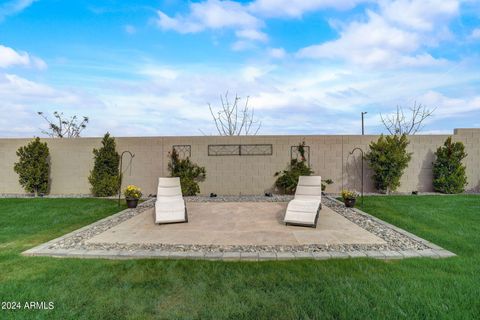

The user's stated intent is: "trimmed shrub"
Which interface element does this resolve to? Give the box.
[14,137,50,196]
[275,141,314,194]
[433,137,468,194]
[168,148,206,196]
[322,179,334,192]
[88,133,120,197]
[275,159,313,194]
[365,134,412,193]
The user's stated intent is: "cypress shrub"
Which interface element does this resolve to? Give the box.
[88,133,120,196]
[365,134,412,193]
[433,137,467,194]
[14,137,50,196]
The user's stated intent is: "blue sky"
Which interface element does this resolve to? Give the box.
[0,0,480,137]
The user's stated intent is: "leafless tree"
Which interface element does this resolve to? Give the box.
[380,102,435,135]
[207,92,261,136]
[37,111,89,138]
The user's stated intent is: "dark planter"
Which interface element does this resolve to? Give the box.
[126,198,139,208]
[344,198,356,208]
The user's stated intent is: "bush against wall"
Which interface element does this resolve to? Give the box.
[14,137,50,196]
[274,141,314,194]
[433,137,468,194]
[88,133,120,197]
[365,134,412,193]
[168,148,206,196]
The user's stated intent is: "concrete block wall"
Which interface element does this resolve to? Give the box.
[0,128,478,196]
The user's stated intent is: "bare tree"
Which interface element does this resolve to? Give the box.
[207,92,261,136]
[37,111,89,138]
[380,102,435,135]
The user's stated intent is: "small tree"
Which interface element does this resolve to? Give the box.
[207,92,261,136]
[88,133,120,197]
[14,137,50,196]
[433,137,468,194]
[168,148,206,196]
[365,134,412,193]
[37,111,89,138]
[380,102,435,135]
[274,141,314,194]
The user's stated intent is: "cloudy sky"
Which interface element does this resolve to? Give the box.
[1,0,479,137]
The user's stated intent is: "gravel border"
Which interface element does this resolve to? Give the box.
[22,195,456,260]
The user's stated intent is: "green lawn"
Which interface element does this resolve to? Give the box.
[0,196,479,319]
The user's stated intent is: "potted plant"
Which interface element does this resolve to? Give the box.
[124,185,142,208]
[341,189,358,208]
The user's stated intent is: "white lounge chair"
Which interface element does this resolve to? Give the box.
[155,177,188,224]
[284,176,322,227]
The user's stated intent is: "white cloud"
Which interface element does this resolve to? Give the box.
[298,11,422,67]
[0,0,36,21]
[380,0,459,32]
[106,59,479,135]
[0,45,29,68]
[418,91,480,117]
[31,56,47,70]
[249,0,366,18]
[154,0,370,47]
[0,73,52,97]
[153,0,462,58]
[3,56,480,137]
[0,71,104,137]
[297,0,460,68]
[0,73,77,102]
[268,47,286,59]
[231,40,257,51]
[469,28,480,40]
[0,44,47,69]
[156,0,263,35]
[241,65,274,82]
[235,29,268,42]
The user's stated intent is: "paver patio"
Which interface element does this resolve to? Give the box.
[87,202,385,246]
[23,197,456,260]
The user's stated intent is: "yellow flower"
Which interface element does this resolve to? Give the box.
[124,185,142,199]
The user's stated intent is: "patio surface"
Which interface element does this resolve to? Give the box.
[86,202,386,246]
[23,197,456,260]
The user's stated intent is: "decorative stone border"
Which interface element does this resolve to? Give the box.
[22,196,456,260]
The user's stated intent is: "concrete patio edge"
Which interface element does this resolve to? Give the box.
[22,247,456,261]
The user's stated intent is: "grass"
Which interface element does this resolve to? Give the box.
[0,195,479,319]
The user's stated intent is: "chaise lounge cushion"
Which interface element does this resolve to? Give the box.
[284,199,321,225]
[283,176,322,227]
[155,177,188,224]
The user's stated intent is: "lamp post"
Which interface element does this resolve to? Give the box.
[118,150,135,206]
[361,112,367,135]
[349,147,364,207]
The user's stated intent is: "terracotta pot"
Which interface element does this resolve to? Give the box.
[344,198,356,208]
[126,198,139,208]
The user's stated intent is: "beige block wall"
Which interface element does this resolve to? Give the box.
[0,128,478,196]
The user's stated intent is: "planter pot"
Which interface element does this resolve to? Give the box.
[344,198,356,208]
[126,198,139,208]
